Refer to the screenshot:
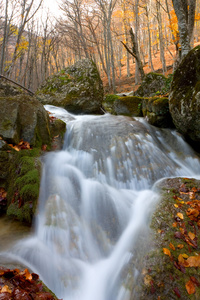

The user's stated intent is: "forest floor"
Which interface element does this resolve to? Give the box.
[102,41,200,94]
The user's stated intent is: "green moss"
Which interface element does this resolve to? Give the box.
[7,202,33,224]
[6,149,41,224]
[2,119,12,130]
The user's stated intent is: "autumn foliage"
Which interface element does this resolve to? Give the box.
[0,267,61,300]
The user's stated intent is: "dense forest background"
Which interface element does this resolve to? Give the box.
[0,0,200,93]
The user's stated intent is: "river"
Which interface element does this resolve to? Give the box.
[1,106,200,299]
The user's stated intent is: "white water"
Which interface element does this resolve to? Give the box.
[2,106,200,299]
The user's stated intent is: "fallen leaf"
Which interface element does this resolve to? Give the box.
[177,212,184,219]
[174,287,181,298]
[144,274,152,286]
[186,255,200,267]
[189,192,196,200]
[188,232,196,240]
[163,248,171,256]
[178,254,189,267]
[174,204,178,208]
[19,268,32,281]
[169,243,175,251]
[186,279,196,294]
[177,244,184,249]
[172,222,177,227]
[1,285,12,294]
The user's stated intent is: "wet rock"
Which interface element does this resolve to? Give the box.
[169,45,200,146]
[37,59,104,114]
[142,96,174,128]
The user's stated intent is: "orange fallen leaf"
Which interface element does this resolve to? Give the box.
[172,222,177,227]
[188,232,196,240]
[178,254,189,267]
[186,255,200,267]
[1,285,12,293]
[186,279,196,294]
[19,268,32,281]
[177,244,184,249]
[163,248,171,256]
[187,208,199,218]
[174,204,178,208]
[169,243,175,251]
[189,192,196,200]
[177,212,184,219]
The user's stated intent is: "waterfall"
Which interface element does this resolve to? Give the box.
[2,105,200,299]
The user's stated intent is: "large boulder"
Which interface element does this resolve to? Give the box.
[134,72,167,97]
[0,84,66,223]
[142,96,174,128]
[37,59,104,114]
[0,92,51,147]
[103,94,143,116]
[169,45,200,145]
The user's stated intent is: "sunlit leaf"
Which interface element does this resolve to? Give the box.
[186,255,200,267]
[169,243,175,251]
[177,244,184,249]
[186,279,196,294]
[174,204,178,208]
[163,248,171,256]
[188,232,196,240]
[1,285,12,293]
[177,212,184,219]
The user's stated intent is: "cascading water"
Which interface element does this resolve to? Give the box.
[1,105,200,300]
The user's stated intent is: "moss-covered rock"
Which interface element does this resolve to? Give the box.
[6,149,41,224]
[134,72,168,97]
[142,96,174,128]
[0,94,51,147]
[138,177,200,299]
[169,45,200,146]
[37,59,104,114]
[103,94,143,116]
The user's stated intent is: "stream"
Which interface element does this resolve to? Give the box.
[1,106,200,299]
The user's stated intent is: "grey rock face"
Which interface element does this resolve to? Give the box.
[37,59,104,114]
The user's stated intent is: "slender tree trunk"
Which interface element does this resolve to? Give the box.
[0,0,8,75]
[156,0,167,74]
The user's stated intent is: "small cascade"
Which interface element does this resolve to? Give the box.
[2,105,200,299]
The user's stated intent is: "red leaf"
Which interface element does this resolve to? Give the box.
[174,287,181,298]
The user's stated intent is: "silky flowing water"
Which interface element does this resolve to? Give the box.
[1,105,200,299]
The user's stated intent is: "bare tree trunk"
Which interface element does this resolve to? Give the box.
[156,0,167,74]
[0,0,8,75]
[172,0,196,59]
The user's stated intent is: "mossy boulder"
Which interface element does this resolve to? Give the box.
[5,149,41,224]
[0,94,51,147]
[142,96,174,128]
[103,94,143,116]
[138,177,200,299]
[169,45,200,146]
[134,72,168,97]
[37,59,104,114]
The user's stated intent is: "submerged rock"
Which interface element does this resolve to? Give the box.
[169,45,200,146]
[37,59,104,114]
